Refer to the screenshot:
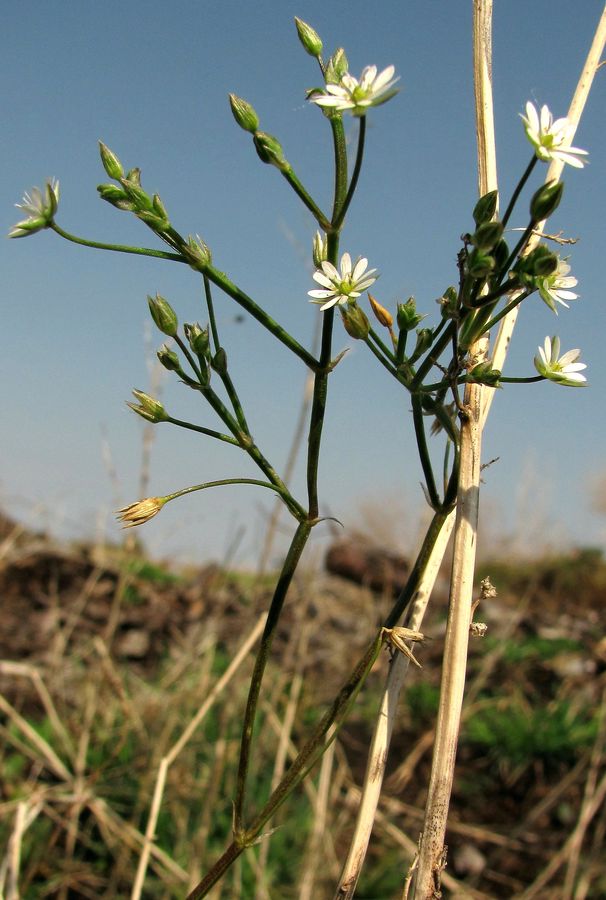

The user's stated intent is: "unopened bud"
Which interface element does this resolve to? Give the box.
[253,132,288,170]
[126,167,141,185]
[152,193,169,223]
[294,17,323,56]
[467,249,495,278]
[340,303,370,340]
[397,297,424,331]
[148,293,178,336]
[367,293,393,328]
[493,238,510,271]
[229,94,260,133]
[472,190,499,225]
[530,179,564,221]
[157,345,181,372]
[469,362,501,386]
[438,287,458,318]
[185,234,212,268]
[184,322,210,357]
[211,347,228,376]
[128,389,168,423]
[121,177,152,211]
[472,221,504,251]
[411,328,432,358]
[326,48,348,83]
[98,142,124,180]
[97,183,134,210]
[312,231,328,267]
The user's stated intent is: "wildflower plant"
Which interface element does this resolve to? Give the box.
[10,8,601,899]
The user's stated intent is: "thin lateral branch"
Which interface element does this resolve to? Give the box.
[412,2,497,895]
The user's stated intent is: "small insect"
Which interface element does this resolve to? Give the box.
[381,626,426,668]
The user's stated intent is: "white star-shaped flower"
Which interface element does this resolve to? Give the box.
[9,178,60,238]
[308,252,378,311]
[534,335,587,386]
[520,102,588,169]
[537,258,579,314]
[310,65,399,116]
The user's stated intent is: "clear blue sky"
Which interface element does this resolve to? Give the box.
[2,1,605,566]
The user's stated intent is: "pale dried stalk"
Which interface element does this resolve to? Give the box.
[0,692,71,782]
[333,514,455,899]
[299,739,336,900]
[130,612,267,900]
[412,3,497,896]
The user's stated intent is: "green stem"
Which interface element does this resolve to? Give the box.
[50,222,184,262]
[233,520,312,833]
[203,263,318,371]
[499,374,544,384]
[166,417,241,445]
[333,115,367,231]
[498,219,537,282]
[411,394,441,509]
[203,275,250,433]
[330,116,349,224]
[368,325,397,364]
[281,167,331,231]
[363,334,398,378]
[502,155,538,228]
[480,289,531,333]
[174,334,203,381]
[411,323,455,391]
[165,478,306,520]
[187,511,451,900]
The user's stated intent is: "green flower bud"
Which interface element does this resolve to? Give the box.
[472,220,504,251]
[253,132,289,170]
[126,167,141,186]
[121,177,153,211]
[467,249,495,278]
[493,238,510,271]
[340,303,370,340]
[472,190,499,225]
[411,327,433,358]
[157,345,181,372]
[127,389,168,423]
[326,48,348,83]
[312,231,328,267]
[228,94,260,133]
[185,234,212,269]
[148,293,178,336]
[184,322,210,357]
[514,245,559,284]
[211,347,228,375]
[397,297,424,331]
[152,193,169,223]
[137,210,169,230]
[97,183,134,210]
[98,142,124,180]
[468,361,501,386]
[294,17,323,56]
[438,287,458,318]
[530,179,564,221]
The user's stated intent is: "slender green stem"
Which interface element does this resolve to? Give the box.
[333,116,367,230]
[498,219,537,281]
[233,520,312,833]
[165,478,305,519]
[468,275,520,308]
[187,511,451,900]
[411,323,455,391]
[166,417,241,445]
[50,222,184,262]
[203,275,250,433]
[330,116,349,224]
[174,334,203,381]
[480,289,531,333]
[411,394,441,509]
[363,334,398,378]
[502,155,538,228]
[203,263,318,371]
[281,167,331,231]
[499,374,544,384]
[368,325,397,364]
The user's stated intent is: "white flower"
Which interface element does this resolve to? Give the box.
[537,258,579,313]
[9,178,60,238]
[308,252,378,311]
[534,335,587,386]
[310,65,399,116]
[520,102,588,169]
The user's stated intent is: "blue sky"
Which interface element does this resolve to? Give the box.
[2,1,605,566]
